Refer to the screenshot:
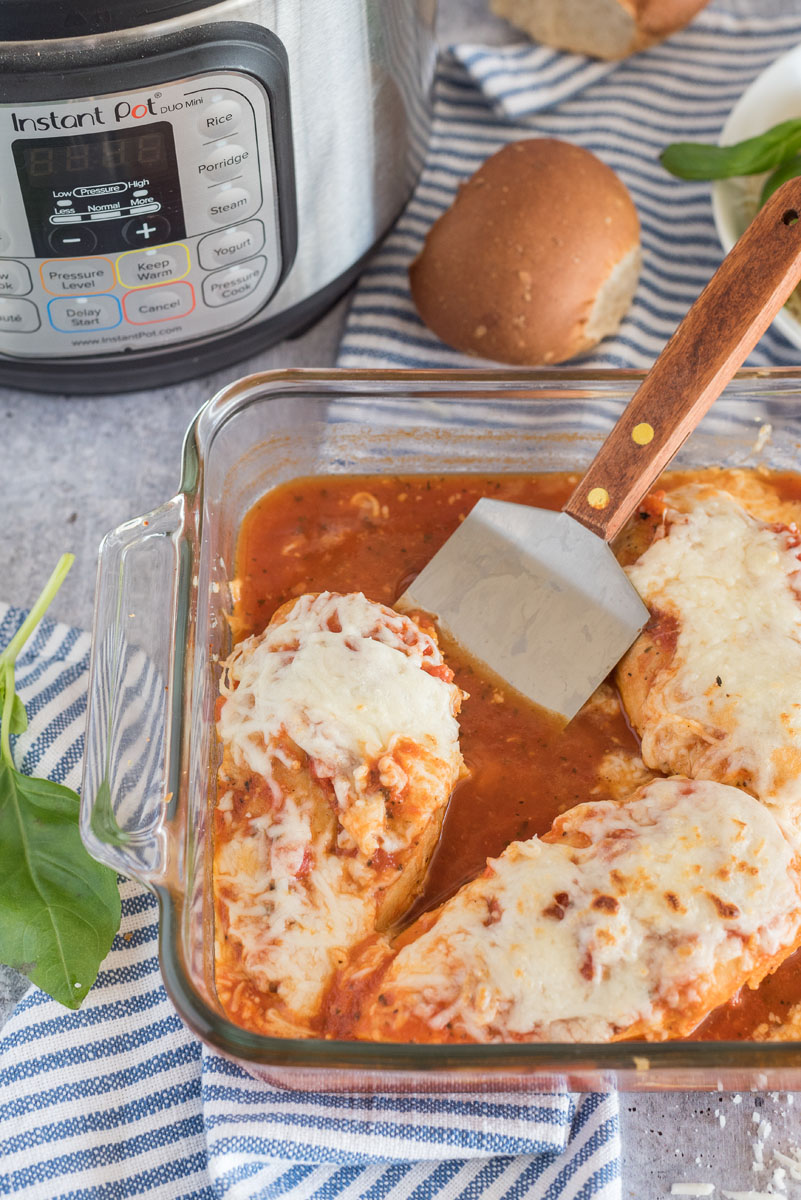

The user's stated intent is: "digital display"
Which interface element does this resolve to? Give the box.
[19,130,172,184]
[13,122,186,256]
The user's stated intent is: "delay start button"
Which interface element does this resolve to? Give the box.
[202,257,266,307]
[123,281,195,324]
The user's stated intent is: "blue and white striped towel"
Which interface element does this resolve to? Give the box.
[4,7,801,1197]
[338,3,801,371]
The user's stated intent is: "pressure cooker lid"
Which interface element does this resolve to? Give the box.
[0,0,221,40]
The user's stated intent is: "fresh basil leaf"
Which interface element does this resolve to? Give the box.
[0,760,121,1009]
[760,153,801,207]
[661,119,801,180]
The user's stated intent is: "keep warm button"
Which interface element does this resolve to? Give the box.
[123,281,195,324]
[202,257,266,307]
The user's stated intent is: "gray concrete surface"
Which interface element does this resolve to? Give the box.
[3,1,801,1197]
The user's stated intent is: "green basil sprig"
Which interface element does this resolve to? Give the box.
[0,556,121,1009]
[661,118,801,187]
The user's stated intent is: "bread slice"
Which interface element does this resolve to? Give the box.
[491,0,709,60]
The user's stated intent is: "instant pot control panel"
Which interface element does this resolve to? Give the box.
[0,56,294,361]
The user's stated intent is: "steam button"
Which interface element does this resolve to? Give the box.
[207,187,256,226]
[197,99,243,139]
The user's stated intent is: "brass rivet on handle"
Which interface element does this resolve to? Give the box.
[587,487,610,510]
[632,422,654,445]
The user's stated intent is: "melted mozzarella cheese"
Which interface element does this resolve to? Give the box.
[215,592,464,1022]
[215,808,373,1018]
[218,591,462,792]
[375,779,800,1042]
[625,487,801,815]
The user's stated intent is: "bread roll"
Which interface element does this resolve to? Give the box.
[409,138,640,366]
[491,0,710,59]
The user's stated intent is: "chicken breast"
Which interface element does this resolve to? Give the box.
[213,591,465,1036]
[617,483,801,829]
[346,778,801,1044]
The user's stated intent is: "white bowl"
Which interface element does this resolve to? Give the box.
[712,41,801,351]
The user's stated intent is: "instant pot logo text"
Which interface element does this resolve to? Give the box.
[11,97,158,132]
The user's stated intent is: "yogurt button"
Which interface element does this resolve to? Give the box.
[197,99,243,138]
[207,187,257,225]
[198,220,264,270]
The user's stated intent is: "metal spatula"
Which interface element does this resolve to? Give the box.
[400,178,801,722]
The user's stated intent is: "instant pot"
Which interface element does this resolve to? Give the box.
[0,1,436,393]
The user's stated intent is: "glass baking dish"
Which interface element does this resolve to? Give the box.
[81,367,801,1093]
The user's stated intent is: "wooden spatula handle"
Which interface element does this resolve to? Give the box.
[564,177,801,542]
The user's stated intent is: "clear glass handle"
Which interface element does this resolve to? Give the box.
[80,495,191,885]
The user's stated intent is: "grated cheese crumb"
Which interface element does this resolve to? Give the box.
[670,1185,715,1197]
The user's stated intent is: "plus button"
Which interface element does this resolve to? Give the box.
[121,214,171,248]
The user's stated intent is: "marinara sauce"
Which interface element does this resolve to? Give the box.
[229,468,801,1042]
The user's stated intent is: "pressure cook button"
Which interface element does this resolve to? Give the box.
[0,261,32,297]
[207,187,256,226]
[198,220,265,270]
[40,257,115,296]
[123,281,195,324]
[48,225,97,255]
[202,257,266,307]
[121,215,172,246]
[197,99,243,139]
[48,295,122,332]
[116,243,190,288]
[0,297,40,333]
[198,142,251,183]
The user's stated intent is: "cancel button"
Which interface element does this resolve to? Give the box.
[123,281,195,324]
[202,257,266,307]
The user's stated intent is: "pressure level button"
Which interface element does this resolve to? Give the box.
[197,99,243,139]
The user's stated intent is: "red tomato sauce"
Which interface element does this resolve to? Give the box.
[226,468,801,1042]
